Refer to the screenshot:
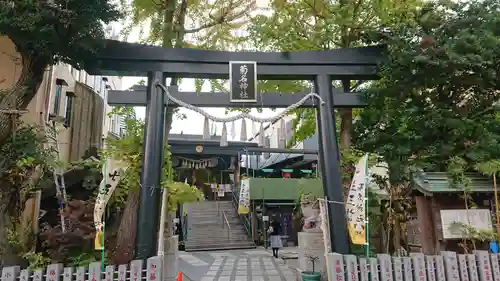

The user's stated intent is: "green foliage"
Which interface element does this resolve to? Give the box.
[68,252,99,267]
[124,0,254,48]
[103,107,202,210]
[449,222,497,243]
[247,0,424,144]
[22,251,51,270]
[475,160,500,176]
[354,0,500,174]
[1,124,54,209]
[0,0,121,66]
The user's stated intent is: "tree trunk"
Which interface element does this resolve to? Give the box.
[0,52,47,145]
[393,216,401,253]
[112,189,140,264]
[339,108,352,149]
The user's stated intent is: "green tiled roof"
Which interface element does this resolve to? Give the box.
[413,171,494,195]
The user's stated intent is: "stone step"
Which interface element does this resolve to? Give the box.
[186,237,251,243]
[191,221,241,226]
[189,231,248,236]
[184,200,254,251]
[189,232,248,237]
[184,241,256,252]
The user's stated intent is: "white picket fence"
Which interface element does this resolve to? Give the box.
[0,256,162,281]
[326,251,497,281]
[1,251,498,281]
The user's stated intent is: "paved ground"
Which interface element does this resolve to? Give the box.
[179,248,298,281]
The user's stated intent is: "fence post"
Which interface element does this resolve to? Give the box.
[76,267,86,281]
[33,269,43,281]
[47,264,63,281]
[146,256,162,281]
[411,252,427,281]
[19,269,30,281]
[130,260,144,281]
[475,251,493,281]
[377,254,393,281]
[441,251,460,281]
[467,255,480,281]
[1,266,20,281]
[370,257,380,281]
[344,255,359,281]
[392,257,403,281]
[402,257,413,281]
[359,258,369,281]
[105,266,115,281]
[63,267,73,281]
[435,256,446,281]
[88,262,102,281]
[326,253,345,281]
[118,264,127,281]
[458,255,469,281]
[490,254,500,281]
[425,256,436,281]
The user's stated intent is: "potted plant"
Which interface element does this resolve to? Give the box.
[301,254,321,280]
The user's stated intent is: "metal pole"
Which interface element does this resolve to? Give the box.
[135,71,166,259]
[314,74,350,254]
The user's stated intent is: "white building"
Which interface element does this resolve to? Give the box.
[242,115,319,170]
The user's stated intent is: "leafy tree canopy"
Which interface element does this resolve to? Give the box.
[247,0,423,146]
[102,107,203,210]
[0,0,121,67]
[354,0,500,177]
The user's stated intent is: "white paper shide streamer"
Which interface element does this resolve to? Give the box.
[156,83,325,147]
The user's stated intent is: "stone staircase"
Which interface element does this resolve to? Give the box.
[184,200,256,252]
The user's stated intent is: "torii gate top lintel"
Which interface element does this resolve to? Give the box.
[85,39,386,79]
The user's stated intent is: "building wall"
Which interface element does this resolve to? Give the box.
[0,35,122,163]
[248,178,323,200]
[245,116,307,169]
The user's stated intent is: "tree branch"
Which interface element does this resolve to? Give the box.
[182,0,255,34]
[183,18,225,34]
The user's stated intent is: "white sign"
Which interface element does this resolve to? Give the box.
[345,154,369,245]
[263,216,269,222]
[238,178,250,214]
[94,158,127,232]
[440,209,493,239]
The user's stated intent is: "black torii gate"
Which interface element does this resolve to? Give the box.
[87,40,385,259]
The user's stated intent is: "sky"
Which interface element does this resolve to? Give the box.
[119,0,277,140]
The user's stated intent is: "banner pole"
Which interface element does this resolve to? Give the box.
[365,154,370,258]
[101,159,107,271]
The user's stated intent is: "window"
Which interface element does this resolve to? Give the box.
[64,92,75,127]
[53,85,62,115]
[53,79,68,116]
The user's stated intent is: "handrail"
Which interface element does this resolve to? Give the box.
[221,210,231,240]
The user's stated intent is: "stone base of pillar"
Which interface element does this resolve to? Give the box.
[162,235,179,281]
[297,231,328,281]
